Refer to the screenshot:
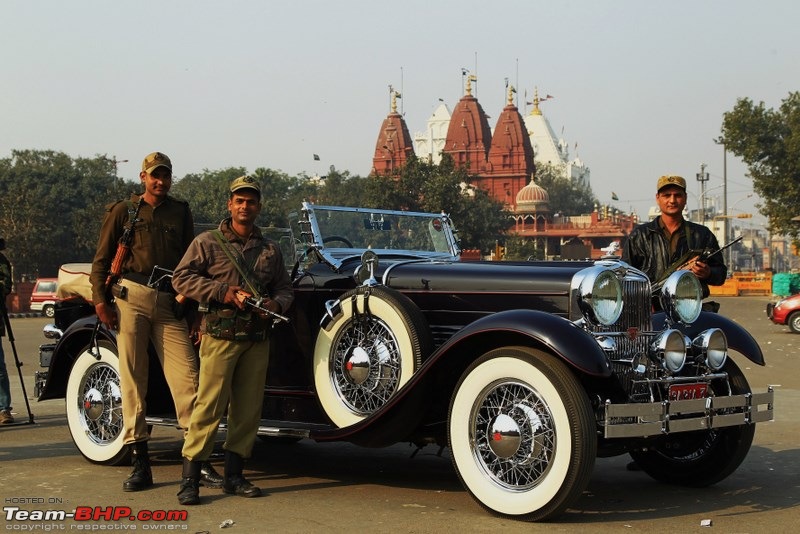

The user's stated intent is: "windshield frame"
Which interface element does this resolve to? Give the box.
[291,202,461,270]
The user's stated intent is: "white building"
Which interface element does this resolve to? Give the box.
[412,103,451,164]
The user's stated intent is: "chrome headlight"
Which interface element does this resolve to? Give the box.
[660,270,702,324]
[691,328,728,370]
[652,329,687,373]
[577,267,623,326]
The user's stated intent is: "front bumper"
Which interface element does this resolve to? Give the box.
[602,387,774,438]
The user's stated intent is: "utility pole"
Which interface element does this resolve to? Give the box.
[714,136,730,269]
[112,156,128,198]
[696,163,709,224]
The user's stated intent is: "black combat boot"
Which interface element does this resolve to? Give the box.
[199,461,223,488]
[177,457,201,505]
[123,442,153,492]
[222,450,261,498]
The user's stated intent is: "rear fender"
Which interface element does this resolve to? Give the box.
[654,310,765,366]
[433,309,611,377]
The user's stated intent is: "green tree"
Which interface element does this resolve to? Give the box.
[534,162,597,216]
[171,167,247,225]
[0,150,118,278]
[504,235,541,261]
[721,92,800,238]
[360,155,511,252]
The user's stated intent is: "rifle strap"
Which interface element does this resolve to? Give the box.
[125,197,144,232]
[210,229,261,298]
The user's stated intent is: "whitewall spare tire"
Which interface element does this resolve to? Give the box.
[314,285,432,427]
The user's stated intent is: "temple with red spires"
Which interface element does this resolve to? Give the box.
[372,90,415,175]
[370,75,638,259]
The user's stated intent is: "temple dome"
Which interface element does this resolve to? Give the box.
[516,181,550,204]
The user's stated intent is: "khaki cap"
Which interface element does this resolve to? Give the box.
[142,152,172,174]
[230,175,261,197]
[657,175,686,191]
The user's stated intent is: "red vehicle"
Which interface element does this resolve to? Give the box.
[767,293,800,333]
[30,278,58,318]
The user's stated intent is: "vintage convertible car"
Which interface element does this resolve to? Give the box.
[39,202,774,521]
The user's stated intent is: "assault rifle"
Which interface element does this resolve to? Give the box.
[652,236,743,293]
[234,290,290,323]
[104,197,144,301]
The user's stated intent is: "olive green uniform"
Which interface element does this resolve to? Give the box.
[172,218,293,460]
[90,193,198,444]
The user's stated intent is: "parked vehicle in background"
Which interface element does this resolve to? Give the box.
[30,278,58,317]
[767,292,800,333]
[38,202,774,522]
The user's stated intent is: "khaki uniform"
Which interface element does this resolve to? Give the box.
[172,218,294,460]
[90,194,198,444]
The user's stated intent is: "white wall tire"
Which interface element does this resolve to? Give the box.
[448,347,596,521]
[65,342,128,465]
[314,286,431,427]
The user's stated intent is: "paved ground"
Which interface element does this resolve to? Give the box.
[1,296,797,533]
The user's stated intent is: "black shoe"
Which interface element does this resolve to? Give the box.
[177,457,201,505]
[223,475,262,498]
[199,462,223,488]
[123,442,153,492]
[177,478,200,505]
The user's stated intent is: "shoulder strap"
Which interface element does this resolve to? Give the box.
[211,229,261,297]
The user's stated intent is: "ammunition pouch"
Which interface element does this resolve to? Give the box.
[111,283,128,301]
[202,305,270,342]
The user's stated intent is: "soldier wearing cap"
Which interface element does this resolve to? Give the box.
[171,175,294,505]
[622,174,726,302]
[90,152,222,492]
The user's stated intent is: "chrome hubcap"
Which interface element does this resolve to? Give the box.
[472,381,555,490]
[78,361,123,445]
[332,316,401,416]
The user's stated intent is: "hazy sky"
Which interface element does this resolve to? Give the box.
[3,0,797,228]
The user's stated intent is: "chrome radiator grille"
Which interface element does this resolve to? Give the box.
[589,273,652,360]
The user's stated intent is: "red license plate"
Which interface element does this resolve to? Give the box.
[669,383,708,401]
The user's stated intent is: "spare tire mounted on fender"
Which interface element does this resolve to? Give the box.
[313,285,432,428]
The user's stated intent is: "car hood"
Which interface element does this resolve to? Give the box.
[381,259,590,294]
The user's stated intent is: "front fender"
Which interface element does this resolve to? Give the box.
[38,317,116,401]
[310,309,610,445]
[433,309,612,377]
[654,310,765,366]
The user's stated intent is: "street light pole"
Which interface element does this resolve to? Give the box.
[696,163,709,224]
[714,136,729,268]
[110,156,128,198]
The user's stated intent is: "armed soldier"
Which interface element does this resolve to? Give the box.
[90,152,222,492]
[623,175,726,302]
[171,176,294,505]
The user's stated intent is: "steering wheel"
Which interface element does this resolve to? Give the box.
[322,235,354,248]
